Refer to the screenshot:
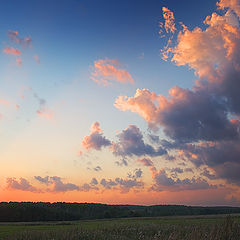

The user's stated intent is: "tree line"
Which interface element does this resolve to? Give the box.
[0,202,239,222]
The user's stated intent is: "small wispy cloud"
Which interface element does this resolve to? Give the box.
[91,59,134,86]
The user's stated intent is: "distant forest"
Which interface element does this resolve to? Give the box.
[0,202,240,222]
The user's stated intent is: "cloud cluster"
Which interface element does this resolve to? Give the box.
[7,30,32,48]
[91,59,134,86]
[3,30,39,67]
[150,169,218,192]
[100,176,144,193]
[34,176,99,192]
[3,47,21,56]
[114,0,240,188]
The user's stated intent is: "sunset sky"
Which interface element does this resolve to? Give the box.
[1,0,240,206]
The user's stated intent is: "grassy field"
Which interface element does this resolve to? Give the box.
[0,214,239,239]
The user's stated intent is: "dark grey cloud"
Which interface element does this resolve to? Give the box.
[115,158,128,166]
[90,178,98,185]
[179,141,240,185]
[112,125,167,157]
[34,176,50,185]
[100,178,118,189]
[201,168,217,180]
[160,89,239,143]
[127,168,143,179]
[93,166,102,172]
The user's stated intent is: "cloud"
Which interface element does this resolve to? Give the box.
[90,178,98,185]
[170,168,184,174]
[91,59,134,86]
[217,0,240,18]
[115,177,144,193]
[34,93,54,120]
[115,158,128,166]
[112,125,167,157]
[6,178,39,192]
[35,175,99,192]
[49,176,80,192]
[127,168,143,179]
[3,47,21,56]
[82,122,111,150]
[181,140,240,185]
[7,30,32,48]
[34,55,40,64]
[201,168,217,180]
[16,57,22,66]
[0,99,10,106]
[150,169,218,192]
[34,176,51,185]
[100,177,144,193]
[93,166,102,171]
[100,178,118,189]
[115,88,239,142]
[162,7,176,34]
[138,158,154,167]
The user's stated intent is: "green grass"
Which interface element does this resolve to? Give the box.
[0,215,239,239]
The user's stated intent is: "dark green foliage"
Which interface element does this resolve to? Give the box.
[0,202,239,222]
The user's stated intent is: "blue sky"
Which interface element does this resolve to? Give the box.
[1,0,240,206]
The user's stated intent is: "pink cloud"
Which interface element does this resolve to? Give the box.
[37,110,54,120]
[0,99,10,106]
[34,55,40,64]
[3,47,21,56]
[91,59,134,86]
[16,57,22,66]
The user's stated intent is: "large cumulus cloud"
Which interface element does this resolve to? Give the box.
[114,0,240,188]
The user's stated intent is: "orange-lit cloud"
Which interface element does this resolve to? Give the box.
[217,0,240,18]
[91,59,134,86]
[168,6,240,80]
[3,47,21,56]
[162,7,176,34]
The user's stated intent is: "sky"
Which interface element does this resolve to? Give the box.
[0,0,240,206]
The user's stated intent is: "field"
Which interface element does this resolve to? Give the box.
[0,214,240,240]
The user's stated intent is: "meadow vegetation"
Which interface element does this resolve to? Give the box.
[1,215,239,240]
